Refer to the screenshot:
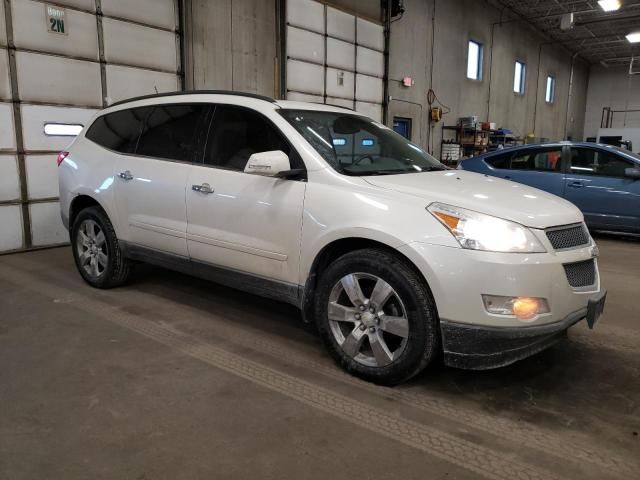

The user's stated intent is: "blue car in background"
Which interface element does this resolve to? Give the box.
[459,142,640,234]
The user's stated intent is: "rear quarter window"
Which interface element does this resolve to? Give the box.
[486,153,511,169]
[85,107,152,154]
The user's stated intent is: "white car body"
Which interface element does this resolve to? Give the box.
[59,91,604,376]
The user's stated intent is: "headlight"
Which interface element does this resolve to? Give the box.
[427,202,546,253]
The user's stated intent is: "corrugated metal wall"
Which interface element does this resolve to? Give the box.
[0,0,181,253]
[285,0,385,121]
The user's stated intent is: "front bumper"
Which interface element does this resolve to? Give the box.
[441,308,585,369]
[397,239,605,369]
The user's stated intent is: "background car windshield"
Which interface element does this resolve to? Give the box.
[609,145,640,163]
[279,109,444,175]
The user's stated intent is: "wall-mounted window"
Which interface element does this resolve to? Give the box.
[513,61,526,94]
[467,40,483,80]
[44,123,83,136]
[545,75,556,103]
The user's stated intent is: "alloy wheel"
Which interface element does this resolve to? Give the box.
[76,219,108,278]
[328,273,409,367]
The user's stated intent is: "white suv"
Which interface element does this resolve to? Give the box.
[58,91,606,385]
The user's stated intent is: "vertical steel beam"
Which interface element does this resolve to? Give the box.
[95,0,108,107]
[382,0,391,125]
[4,0,32,248]
[276,0,287,99]
[177,0,187,91]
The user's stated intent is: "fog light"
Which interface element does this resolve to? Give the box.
[482,295,550,321]
[512,298,540,320]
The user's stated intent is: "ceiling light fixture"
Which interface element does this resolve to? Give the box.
[627,32,640,43]
[598,0,621,12]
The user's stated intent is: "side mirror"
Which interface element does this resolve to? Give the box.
[244,150,290,177]
[625,168,640,180]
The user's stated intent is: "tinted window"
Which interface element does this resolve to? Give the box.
[86,107,151,153]
[205,105,291,171]
[486,153,511,169]
[570,148,632,178]
[510,148,562,172]
[136,104,207,161]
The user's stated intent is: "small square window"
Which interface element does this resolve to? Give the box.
[545,75,556,103]
[513,61,526,94]
[467,40,483,80]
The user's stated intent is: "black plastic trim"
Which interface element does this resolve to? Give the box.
[121,242,302,308]
[440,308,588,370]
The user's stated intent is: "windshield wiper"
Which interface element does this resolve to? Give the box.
[422,165,449,171]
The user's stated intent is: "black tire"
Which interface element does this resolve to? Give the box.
[314,248,440,386]
[71,206,132,289]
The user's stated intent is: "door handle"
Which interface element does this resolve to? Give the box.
[192,183,214,194]
[568,181,584,188]
[119,170,133,181]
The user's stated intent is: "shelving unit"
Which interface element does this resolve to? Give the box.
[440,125,523,166]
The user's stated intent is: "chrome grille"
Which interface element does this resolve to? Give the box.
[563,259,596,288]
[546,224,590,250]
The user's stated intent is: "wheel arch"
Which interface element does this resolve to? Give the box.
[301,236,437,323]
[68,194,108,230]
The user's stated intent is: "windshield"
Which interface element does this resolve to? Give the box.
[279,109,445,176]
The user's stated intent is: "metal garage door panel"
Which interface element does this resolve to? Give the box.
[15,52,101,106]
[326,96,354,109]
[287,26,324,64]
[12,0,98,60]
[102,0,176,30]
[327,38,354,71]
[356,74,383,103]
[54,0,96,12]
[103,18,177,72]
[26,154,58,199]
[287,0,324,33]
[286,91,323,104]
[0,49,10,100]
[0,206,23,251]
[0,1,6,47]
[21,104,97,151]
[356,101,382,122]
[0,155,20,201]
[357,18,384,52]
[30,202,67,246]
[106,65,178,104]
[356,46,384,77]
[326,67,354,99]
[327,7,354,42]
[0,103,16,150]
[286,59,324,95]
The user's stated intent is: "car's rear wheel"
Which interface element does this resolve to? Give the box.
[71,206,132,288]
[314,248,439,385]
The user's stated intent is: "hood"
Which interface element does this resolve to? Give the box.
[363,170,582,229]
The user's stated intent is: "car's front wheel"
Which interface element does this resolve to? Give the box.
[314,248,440,385]
[71,206,132,288]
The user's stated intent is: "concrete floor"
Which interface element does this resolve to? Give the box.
[1,235,638,480]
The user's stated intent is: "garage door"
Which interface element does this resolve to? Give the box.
[285,0,384,122]
[0,0,181,253]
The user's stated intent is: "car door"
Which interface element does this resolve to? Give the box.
[564,146,640,231]
[490,146,566,197]
[186,104,307,285]
[113,103,209,257]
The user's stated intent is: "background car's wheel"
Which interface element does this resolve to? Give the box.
[314,248,440,386]
[71,206,132,289]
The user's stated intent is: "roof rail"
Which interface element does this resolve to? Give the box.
[109,90,277,108]
[317,102,355,111]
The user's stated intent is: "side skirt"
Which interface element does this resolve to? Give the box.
[121,242,303,308]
